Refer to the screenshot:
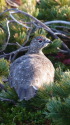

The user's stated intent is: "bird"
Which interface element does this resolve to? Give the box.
[9,36,55,101]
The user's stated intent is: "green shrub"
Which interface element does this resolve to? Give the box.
[0,58,9,76]
[0,65,70,125]
[37,0,70,21]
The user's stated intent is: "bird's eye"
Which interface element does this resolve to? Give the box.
[38,40,42,43]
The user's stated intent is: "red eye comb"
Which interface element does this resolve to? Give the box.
[38,39,43,40]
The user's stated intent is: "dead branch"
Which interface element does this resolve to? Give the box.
[9,11,30,29]
[57,48,70,54]
[0,97,16,104]
[0,8,58,38]
[4,19,10,50]
[44,20,70,25]
[0,8,70,57]
[0,19,10,52]
[0,8,18,16]
[0,83,7,92]
[9,9,70,53]
[22,28,33,46]
[0,46,29,59]
[52,26,70,31]
[12,9,58,39]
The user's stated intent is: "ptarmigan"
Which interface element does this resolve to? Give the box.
[9,36,55,100]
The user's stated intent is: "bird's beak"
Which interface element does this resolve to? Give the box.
[46,40,52,43]
[44,40,52,44]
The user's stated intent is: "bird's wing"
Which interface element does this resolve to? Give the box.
[9,55,39,100]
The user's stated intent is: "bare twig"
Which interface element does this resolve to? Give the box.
[0,46,29,59]
[51,28,69,35]
[5,19,10,49]
[0,83,7,92]
[0,8,55,38]
[1,9,69,40]
[2,8,57,38]
[55,33,70,39]
[11,52,18,62]
[14,9,58,39]
[9,11,30,29]
[44,20,70,25]
[7,43,16,45]
[0,97,16,104]
[0,9,70,55]
[52,26,70,31]
[16,42,22,47]
[0,8,18,16]
[22,28,33,46]
[62,43,70,52]
[0,19,10,52]
[57,48,70,54]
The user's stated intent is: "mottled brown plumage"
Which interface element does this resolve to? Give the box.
[9,36,55,100]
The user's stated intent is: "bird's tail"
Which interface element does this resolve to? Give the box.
[16,86,38,101]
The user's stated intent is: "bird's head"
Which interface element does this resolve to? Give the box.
[28,36,52,54]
